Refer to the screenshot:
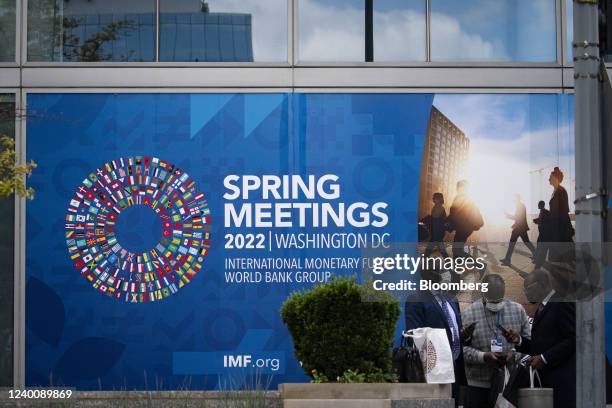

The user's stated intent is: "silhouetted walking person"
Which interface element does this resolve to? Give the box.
[501,194,535,265]
[533,200,551,267]
[423,192,449,258]
[448,180,483,258]
[548,167,574,261]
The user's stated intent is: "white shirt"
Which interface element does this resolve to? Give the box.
[537,290,555,364]
[542,289,556,306]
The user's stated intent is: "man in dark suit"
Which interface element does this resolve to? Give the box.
[533,200,552,268]
[504,269,576,408]
[405,268,469,405]
[448,180,484,258]
[501,194,536,265]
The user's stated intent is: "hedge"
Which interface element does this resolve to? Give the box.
[280,277,401,381]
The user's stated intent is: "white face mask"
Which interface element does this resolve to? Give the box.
[485,300,505,313]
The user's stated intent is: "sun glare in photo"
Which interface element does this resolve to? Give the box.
[463,144,532,226]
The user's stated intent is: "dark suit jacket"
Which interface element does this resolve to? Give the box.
[549,186,573,242]
[405,291,467,387]
[449,193,483,235]
[517,296,576,408]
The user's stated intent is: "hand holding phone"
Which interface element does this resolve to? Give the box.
[500,326,521,344]
[496,323,509,336]
[461,322,477,342]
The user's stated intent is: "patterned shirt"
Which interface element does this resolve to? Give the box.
[461,299,531,388]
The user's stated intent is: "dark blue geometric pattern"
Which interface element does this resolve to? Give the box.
[25,93,432,390]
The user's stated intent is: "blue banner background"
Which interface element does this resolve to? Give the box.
[25,93,433,390]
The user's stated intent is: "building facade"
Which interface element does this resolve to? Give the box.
[418,106,470,220]
[0,0,599,392]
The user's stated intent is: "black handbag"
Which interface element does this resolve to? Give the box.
[502,359,529,405]
[489,365,507,406]
[392,336,426,383]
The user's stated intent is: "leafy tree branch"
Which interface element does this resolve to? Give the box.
[0,136,36,199]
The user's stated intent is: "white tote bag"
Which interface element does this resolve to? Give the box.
[404,328,455,384]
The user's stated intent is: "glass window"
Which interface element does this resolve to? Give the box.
[160,0,287,62]
[0,0,16,62]
[299,0,364,62]
[430,0,557,62]
[374,0,426,61]
[0,94,15,387]
[299,0,426,62]
[27,0,156,62]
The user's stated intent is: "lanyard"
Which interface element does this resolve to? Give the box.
[484,306,503,338]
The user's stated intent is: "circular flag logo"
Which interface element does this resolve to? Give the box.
[64,156,211,303]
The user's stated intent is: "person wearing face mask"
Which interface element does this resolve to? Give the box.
[503,269,576,408]
[461,274,531,408]
[405,267,468,406]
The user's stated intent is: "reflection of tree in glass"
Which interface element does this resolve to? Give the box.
[27,0,140,62]
[0,0,16,61]
[62,17,136,62]
[0,105,36,199]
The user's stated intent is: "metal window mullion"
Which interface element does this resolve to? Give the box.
[426,0,431,62]
[556,0,564,67]
[287,0,294,66]
[365,0,373,62]
[155,0,160,62]
[13,88,25,389]
[14,0,20,65]
[293,0,300,67]
[58,0,64,63]
[20,0,27,65]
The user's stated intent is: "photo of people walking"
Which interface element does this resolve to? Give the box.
[413,94,579,407]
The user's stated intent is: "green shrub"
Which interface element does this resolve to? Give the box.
[280,277,401,382]
[338,369,366,383]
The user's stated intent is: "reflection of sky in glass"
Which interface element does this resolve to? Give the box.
[161,0,287,61]
[374,0,426,61]
[300,0,426,62]
[432,94,574,220]
[299,0,364,61]
[430,0,557,62]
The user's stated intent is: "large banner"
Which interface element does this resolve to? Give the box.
[25,93,575,390]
